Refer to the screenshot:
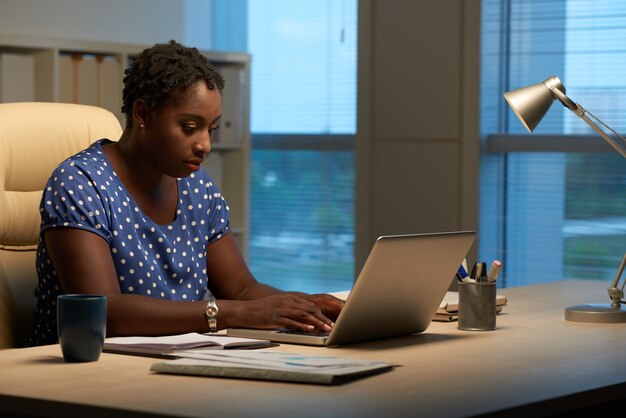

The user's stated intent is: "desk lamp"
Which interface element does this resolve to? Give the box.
[503,76,626,323]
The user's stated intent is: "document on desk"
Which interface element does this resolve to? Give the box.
[103,332,273,358]
[331,290,508,322]
[150,349,394,385]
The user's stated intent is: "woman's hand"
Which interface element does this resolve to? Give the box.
[222,293,339,332]
[297,293,345,322]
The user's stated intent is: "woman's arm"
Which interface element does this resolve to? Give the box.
[204,232,344,331]
[45,227,210,337]
[47,227,344,335]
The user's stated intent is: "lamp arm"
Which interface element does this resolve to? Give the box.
[576,109,626,306]
[549,87,626,158]
[549,85,626,306]
[549,85,578,112]
[608,252,626,308]
[579,110,626,159]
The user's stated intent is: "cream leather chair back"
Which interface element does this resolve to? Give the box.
[0,102,122,348]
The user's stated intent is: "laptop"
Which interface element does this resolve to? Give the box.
[227,230,476,346]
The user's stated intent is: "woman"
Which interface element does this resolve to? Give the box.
[27,40,343,346]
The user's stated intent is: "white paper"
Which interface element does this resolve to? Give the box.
[104,332,267,350]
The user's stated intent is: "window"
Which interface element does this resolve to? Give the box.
[212,0,358,293]
[480,0,626,288]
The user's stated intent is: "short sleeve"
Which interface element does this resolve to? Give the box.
[39,160,113,243]
[204,177,231,243]
[178,169,231,245]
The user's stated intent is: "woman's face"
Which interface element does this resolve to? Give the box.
[140,81,222,178]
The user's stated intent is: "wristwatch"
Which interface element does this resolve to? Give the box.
[203,293,219,333]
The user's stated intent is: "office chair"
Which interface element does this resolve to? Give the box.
[0,102,122,348]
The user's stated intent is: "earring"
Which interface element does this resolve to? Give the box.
[140,124,145,128]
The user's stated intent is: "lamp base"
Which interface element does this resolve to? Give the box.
[564,303,626,323]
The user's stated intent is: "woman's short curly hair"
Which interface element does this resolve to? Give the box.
[121,40,225,123]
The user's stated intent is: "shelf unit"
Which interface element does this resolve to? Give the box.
[0,33,251,259]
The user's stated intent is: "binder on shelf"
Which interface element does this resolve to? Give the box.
[0,53,35,102]
[58,52,124,125]
[213,65,246,145]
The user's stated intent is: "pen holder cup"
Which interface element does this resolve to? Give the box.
[457,282,497,331]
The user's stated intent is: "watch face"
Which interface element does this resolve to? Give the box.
[206,306,218,316]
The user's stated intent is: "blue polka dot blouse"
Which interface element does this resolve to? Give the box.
[27,139,230,346]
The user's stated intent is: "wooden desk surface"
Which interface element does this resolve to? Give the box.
[1,279,626,418]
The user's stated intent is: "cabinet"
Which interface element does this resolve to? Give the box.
[0,33,251,259]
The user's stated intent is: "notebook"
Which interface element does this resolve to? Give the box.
[227,230,476,346]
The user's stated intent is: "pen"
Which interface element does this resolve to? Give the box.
[487,260,502,282]
[474,262,482,281]
[479,261,488,282]
[470,262,478,280]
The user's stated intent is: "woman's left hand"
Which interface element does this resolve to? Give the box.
[298,293,345,322]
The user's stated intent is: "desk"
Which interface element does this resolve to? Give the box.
[1,279,625,418]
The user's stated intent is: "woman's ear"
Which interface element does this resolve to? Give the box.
[132,99,149,128]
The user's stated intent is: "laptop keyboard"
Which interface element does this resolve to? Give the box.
[277,329,329,337]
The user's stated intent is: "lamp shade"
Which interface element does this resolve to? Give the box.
[503,77,563,132]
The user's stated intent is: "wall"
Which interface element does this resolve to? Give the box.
[0,0,212,49]
[0,0,482,275]
[356,0,481,270]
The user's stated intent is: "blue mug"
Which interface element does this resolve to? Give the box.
[57,294,107,362]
